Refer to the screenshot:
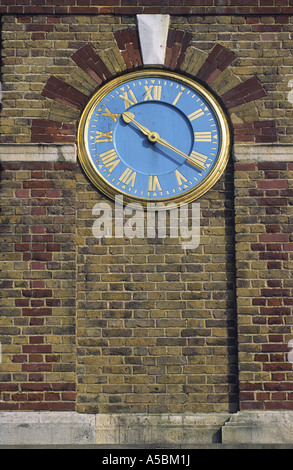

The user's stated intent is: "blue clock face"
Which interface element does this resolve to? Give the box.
[78,70,230,206]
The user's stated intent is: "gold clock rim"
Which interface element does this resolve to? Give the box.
[77,69,231,209]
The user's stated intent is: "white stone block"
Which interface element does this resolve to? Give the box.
[137,15,170,66]
[0,144,77,162]
[95,413,231,445]
[222,411,293,444]
[233,144,293,162]
[0,412,95,445]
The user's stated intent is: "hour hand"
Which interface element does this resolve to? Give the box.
[122,112,151,137]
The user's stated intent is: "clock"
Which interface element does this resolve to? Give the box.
[77,69,230,208]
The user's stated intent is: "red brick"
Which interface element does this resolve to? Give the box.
[22,307,52,316]
[258,180,288,189]
[268,298,282,306]
[52,383,76,392]
[28,355,43,363]
[62,392,76,401]
[265,402,293,410]
[263,363,292,372]
[29,373,44,382]
[0,384,18,392]
[23,180,52,189]
[0,403,19,410]
[31,207,46,216]
[258,162,288,170]
[260,307,291,316]
[15,299,29,307]
[15,189,30,198]
[12,355,27,363]
[46,243,61,252]
[31,300,44,308]
[71,44,111,84]
[15,243,29,252]
[114,28,143,69]
[31,244,45,253]
[22,364,52,372]
[44,392,60,401]
[222,76,267,108]
[21,383,51,392]
[196,44,236,84]
[255,354,269,362]
[23,345,52,353]
[284,243,293,251]
[29,335,44,343]
[241,402,264,410]
[42,76,87,110]
[234,162,256,171]
[31,119,76,144]
[259,234,289,242]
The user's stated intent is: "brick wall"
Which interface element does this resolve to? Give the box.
[0,161,76,410]
[1,1,293,415]
[1,1,293,16]
[76,162,238,414]
[235,161,293,410]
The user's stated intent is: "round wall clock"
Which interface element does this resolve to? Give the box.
[78,70,231,207]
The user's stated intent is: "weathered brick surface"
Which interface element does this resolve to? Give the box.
[196,44,237,85]
[114,29,142,69]
[1,1,293,415]
[31,120,76,143]
[42,76,88,111]
[164,29,193,70]
[0,162,76,410]
[233,121,278,144]
[76,163,238,414]
[235,162,293,410]
[0,159,239,413]
[71,44,112,85]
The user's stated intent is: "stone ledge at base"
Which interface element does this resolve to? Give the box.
[1,412,293,446]
[94,413,231,445]
[0,412,95,446]
[222,411,293,445]
[0,413,230,446]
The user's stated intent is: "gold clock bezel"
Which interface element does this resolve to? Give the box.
[77,69,231,208]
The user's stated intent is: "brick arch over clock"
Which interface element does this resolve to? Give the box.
[32,26,277,145]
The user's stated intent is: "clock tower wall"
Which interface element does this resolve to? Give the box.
[0,2,293,446]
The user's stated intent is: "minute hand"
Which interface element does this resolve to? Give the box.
[122,111,151,136]
[156,137,205,171]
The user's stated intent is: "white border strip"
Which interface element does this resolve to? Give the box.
[234,144,293,162]
[0,144,77,162]
[1,144,293,163]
